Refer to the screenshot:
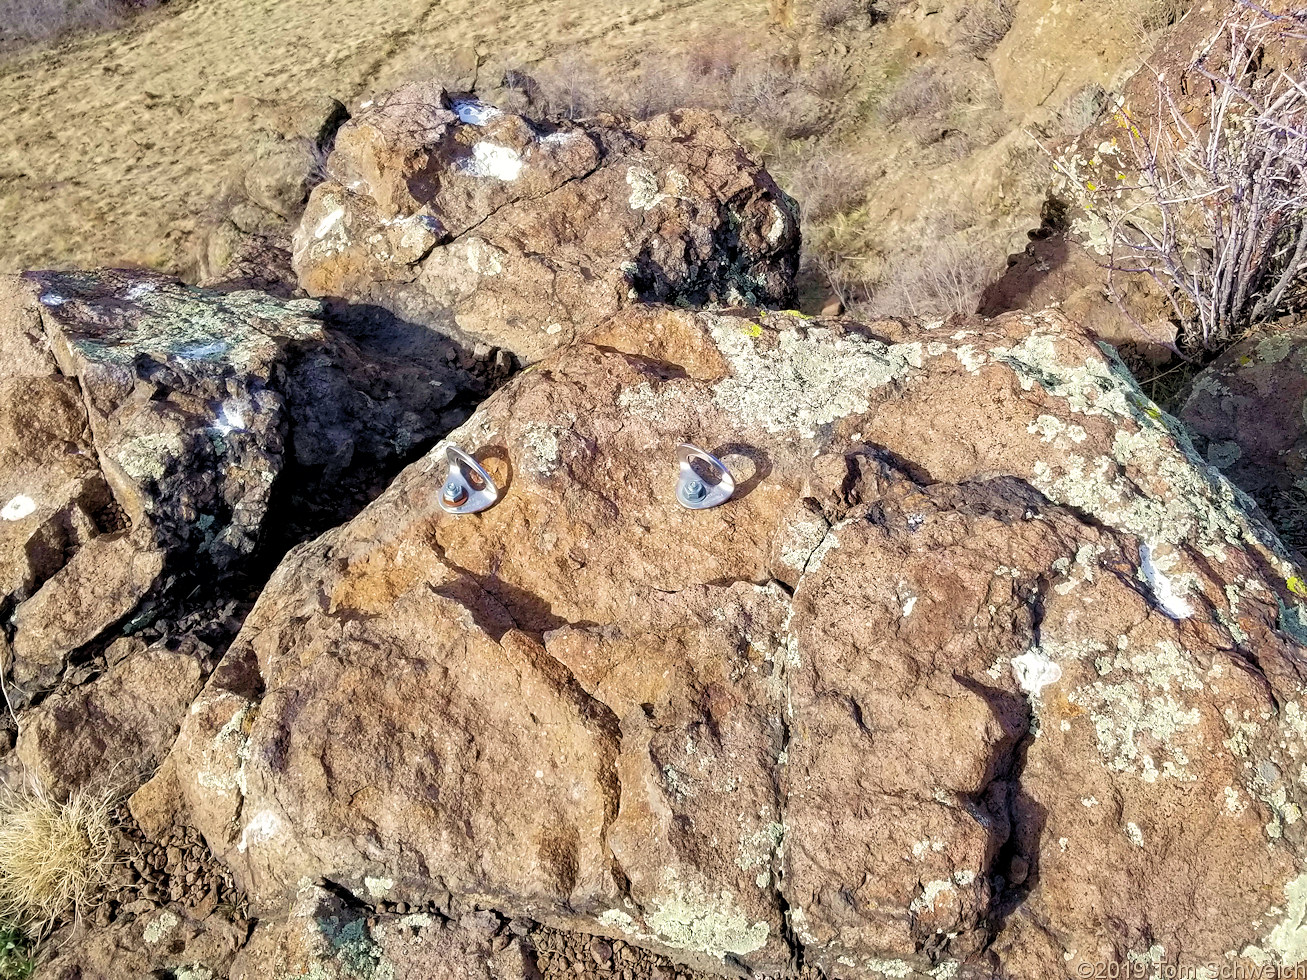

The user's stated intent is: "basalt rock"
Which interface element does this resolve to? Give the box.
[291,83,800,363]
[1180,320,1307,559]
[32,906,248,980]
[230,885,540,980]
[0,269,479,698]
[159,303,1307,977]
[16,637,208,798]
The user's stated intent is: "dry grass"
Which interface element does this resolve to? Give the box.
[0,786,115,933]
[525,42,841,143]
[955,0,1017,53]
[0,0,157,47]
[879,66,953,125]
[775,149,870,223]
[1134,0,1193,39]
[868,225,1006,318]
[815,0,860,29]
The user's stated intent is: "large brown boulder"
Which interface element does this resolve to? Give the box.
[0,269,478,698]
[157,303,1307,976]
[291,84,800,363]
[1180,319,1307,558]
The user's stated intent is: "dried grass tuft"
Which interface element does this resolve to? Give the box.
[0,786,115,933]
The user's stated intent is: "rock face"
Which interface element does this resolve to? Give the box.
[195,94,349,295]
[16,638,207,798]
[34,906,247,980]
[230,885,540,980]
[291,84,800,363]
[1180,321,1307,558]
[159,303,1307,976]
[0,269,478,698]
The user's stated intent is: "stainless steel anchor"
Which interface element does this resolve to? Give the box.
[438,444,499,515]
[675,443,735,510]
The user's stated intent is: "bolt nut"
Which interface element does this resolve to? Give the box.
[442,481,468,505]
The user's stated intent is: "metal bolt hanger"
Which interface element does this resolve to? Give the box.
[438,444,499,515]
[675,443,735,510]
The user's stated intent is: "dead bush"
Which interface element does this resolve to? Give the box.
[0,786,115,933]
[1069,8,1307,347]
[0,0,157,47]
[776,149,869,222]
[1135,0,1193,38]
[869,226,1006,318]
[816,0,859,29]
[954,0,1017,54]
[801,61,849,100]
[879,66,952,125]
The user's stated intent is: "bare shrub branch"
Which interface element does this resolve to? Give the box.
[1063,8,1307,347]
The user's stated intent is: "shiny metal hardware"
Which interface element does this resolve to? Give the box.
[675,443,735,510]
[438,444,499,515]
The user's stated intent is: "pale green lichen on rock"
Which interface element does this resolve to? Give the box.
[46,272,324,372]
[275,914,394,980]
[640,868,770,958]
[778,513,831,571]
[113,431,187,483]
[1069,640,1203,781]
[706,315,922,438]
[1257,333,1294,365]
[863,956,916,979]
[993,323,1299,629]
[143,910,180,944]
[1264,873,1307,966]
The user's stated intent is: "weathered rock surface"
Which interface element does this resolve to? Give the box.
[159,303,1307,976]
[979,230,1177,364]
[1180,320,1307,558]
[195,93,349,295]
[230,885,539,980]
[16,638,207,798]
[292,84,800,363]
[0,269,478,696]
[33,906,247,980]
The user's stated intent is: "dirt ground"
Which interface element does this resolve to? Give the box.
[0,0,778,275]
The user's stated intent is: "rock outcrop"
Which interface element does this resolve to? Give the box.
[0,269,480,699]
[230,886,540,980]
[1180,320,1307,558]
[195,94,349,296]
[291,84,800,363]
[155,303,1307,976]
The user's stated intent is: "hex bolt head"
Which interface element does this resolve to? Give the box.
[684,479,706,501]
[442,480,468,505]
